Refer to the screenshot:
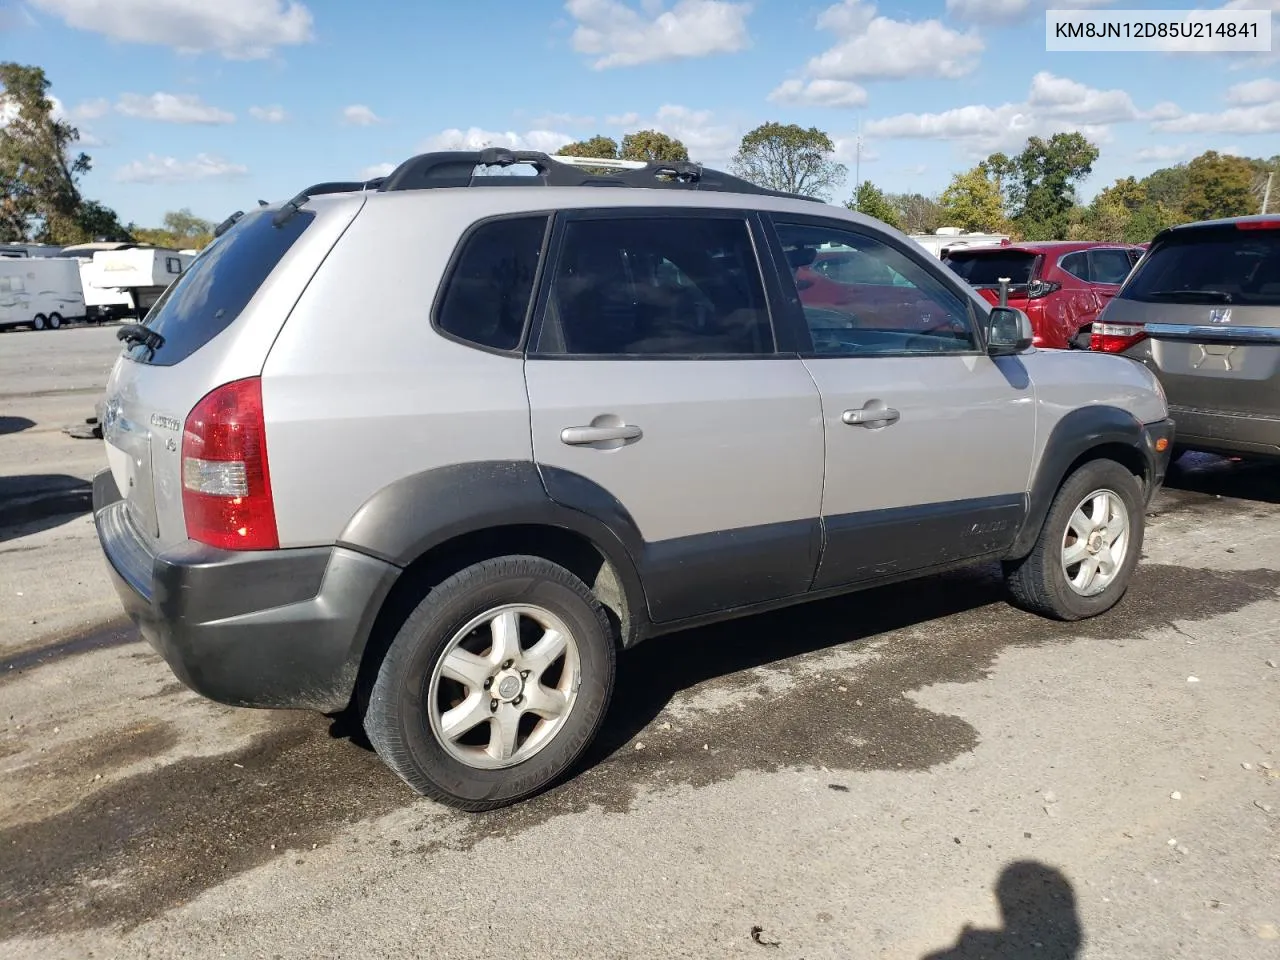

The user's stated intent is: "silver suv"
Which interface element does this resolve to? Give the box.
[1091,215,1280,460]
[93,149,1174,810]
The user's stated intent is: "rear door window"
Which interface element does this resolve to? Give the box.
[1088,248,1134,285]
[1120,228,1280,307]
[124,208,315,366]
[1059,252,1089,281]
[943,251,1038,285]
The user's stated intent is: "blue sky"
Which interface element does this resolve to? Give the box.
[3,0,1278,227]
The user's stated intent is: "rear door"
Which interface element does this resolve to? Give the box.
[1103,221,1280,430]
[524,208,825,624]
[768,215,1035,589]
[1086,246,1137,312]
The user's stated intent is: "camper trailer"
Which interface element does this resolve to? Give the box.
[0,258,86,331]
[61,243,194,319]
[909,227,1011,259]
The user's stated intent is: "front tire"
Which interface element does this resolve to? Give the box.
[1004,459,1145,621]
[364,556,616,810]
[31,314,46,331]
[47,312,63,330]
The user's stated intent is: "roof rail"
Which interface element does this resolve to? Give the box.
[376,148,823,202]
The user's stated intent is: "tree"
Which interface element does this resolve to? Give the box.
[1002,133,1099,240]
[847,180,901,229]
[939,164,1008,233]
[0,62,126,243]
[887,192,944,235]
[557,135,620,159]
[619,130,688,163]
[1182,151,1257,222]
[730,122,847,200]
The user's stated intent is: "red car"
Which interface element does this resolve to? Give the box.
[942,241,1146,349]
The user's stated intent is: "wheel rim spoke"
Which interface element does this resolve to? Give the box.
[1068,508,1093,541]
[489,609,522,664]
[440,693,490,741]
[489,706,521,762]
[523,628,567,680]
[1062,540,1090,567]
[522,682,568,720]
[440,648,492,689]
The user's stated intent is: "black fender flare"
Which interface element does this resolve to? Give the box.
[1008,405,1168,559]
[337,460,650,641]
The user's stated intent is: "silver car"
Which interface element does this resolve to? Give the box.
[1092,215,1280,460]
[93,149,1173,809]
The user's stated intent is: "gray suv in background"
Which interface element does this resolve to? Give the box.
[1092,215,1280,460]
[93,149,1173,810]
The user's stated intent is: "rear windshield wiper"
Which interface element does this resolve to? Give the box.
[1142,289,1234,303]
[117,323,165,352]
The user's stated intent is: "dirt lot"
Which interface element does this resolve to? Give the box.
[1,326,1277,959]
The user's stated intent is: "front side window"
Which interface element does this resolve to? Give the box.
[534,216,774,357]
[776,222,977,356]
[435,215,548,351]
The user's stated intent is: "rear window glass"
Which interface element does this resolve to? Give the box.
[943,251,1037,285]
[1120,228,1280,306]
[124,208,315,366]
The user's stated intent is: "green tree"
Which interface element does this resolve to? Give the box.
[0,62,127,243]
[1182,150,1257,221]
[847,180,901,229]
[940,164,1008,233]
[1003,133,1099,240]
[1140,164,1189,211]
[887,192,944,235]
[730,121,847,200]
[619,130,688,163]
[557,135,620,159]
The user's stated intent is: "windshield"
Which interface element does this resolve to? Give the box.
[1119,228,1280,307]
[943,251,1038,285]
[124,207,316,366]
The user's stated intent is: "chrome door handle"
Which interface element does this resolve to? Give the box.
[842,407,900,427]
[560,424,643,445]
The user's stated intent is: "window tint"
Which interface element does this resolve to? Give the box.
[1089,249,1133,285]
[534,216,773,357]
[435,215,548,351]
[125,208,315,366]
[1059,251,1089,281]
[943,250,1038,285]
[777,222,976,356]
[1120,228,1280,307]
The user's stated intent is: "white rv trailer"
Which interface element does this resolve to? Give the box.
[0,242,66,259]
[60,243,194,320]
[908,227,1011,259]
[0,257,86,331]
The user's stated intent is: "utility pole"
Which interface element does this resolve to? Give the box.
[854,116,862,211]
[1263,172,1274,215]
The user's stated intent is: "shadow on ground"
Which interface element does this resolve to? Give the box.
[0,416,35,436]
[1163,452,1280,505]
[0,473,92,541]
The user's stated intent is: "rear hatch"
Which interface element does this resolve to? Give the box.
[1095,219,1280,418]
[101,199,361,555]
[942,248,1043,308]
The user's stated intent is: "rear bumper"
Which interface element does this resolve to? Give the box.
[1166,405,1280,459]
[92,470,400,711]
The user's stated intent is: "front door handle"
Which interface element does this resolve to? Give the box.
[560,424,643,445]
[842,407,900,427]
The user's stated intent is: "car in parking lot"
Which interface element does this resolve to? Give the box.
[1091,215,1280,460]
[943,241,1145,349]
[93,149,1173,810]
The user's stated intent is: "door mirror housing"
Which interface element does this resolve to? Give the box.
[986,306,1034,356]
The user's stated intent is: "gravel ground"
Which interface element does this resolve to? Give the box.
[1,326,1277,959]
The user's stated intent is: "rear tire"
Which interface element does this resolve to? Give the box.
[47,312,63,330]
[31,314,46,331]
[364,555,616,810]
[1004,459,1145,621]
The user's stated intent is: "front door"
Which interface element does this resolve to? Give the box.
[767,217,1036,590]
[525,209,826,623]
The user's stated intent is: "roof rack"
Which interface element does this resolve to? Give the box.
[375,148,823,202]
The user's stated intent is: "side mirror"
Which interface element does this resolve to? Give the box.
[986,306,1034,356]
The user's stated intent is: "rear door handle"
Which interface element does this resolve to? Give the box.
[842,407,900,427]
[560,424,643,445]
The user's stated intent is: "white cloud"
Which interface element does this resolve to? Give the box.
[361,163,396,180]
[1225,77,1280,104]
[648,104,741,164]
[605,111,641,126]
[1133,144,1189,163]
[71,98,111,120]
[946,0,1113,25]
[116,92,234,124]
[566,0,751,69]
[115,153,248,184]
[77,131,106,147]
[804,0,984,81]
[832,136,879,163]
[1146,101,1183,121]
[249,105,287,123]
[29,0,314,60]
[1152,102,1280,135]
[342,104,382,126]
[865,71,1137,152]
[420,128,574,155]
[768,78,868,108]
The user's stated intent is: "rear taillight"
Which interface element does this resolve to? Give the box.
[1090,322,1147,353]
[1027,280,1061,299]
[181,377,278,551]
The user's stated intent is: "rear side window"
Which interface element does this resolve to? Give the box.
[1089,249,1133,285]
[943,251,1038,285]
[1120,228,1280,306]
[434,215,549,351]
[125,208,315,366]
[1059,251,1088,281]
[533,216,774,357]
